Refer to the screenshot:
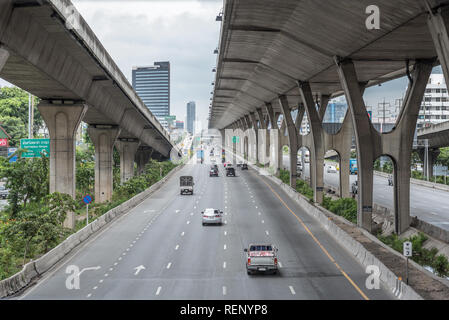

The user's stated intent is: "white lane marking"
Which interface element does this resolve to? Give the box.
[223,261,226,269]
[261,220,265,224]
[118,257,122,261]
[258,212,261,216]
[156,286,162,296]
[175,209,180,213]
[187,220,190,224]
[99,279,104,283]
[222,286,227,295]
[224,220,227,224]
[278,261,283,268]
[166,262,172,269]
[265,230,269,235]
[181,232,185,236]
[104,273,109,277]
[114,262,118,266]
[224,244,227,250]
[224,231,227,236]
[255,206,258,209]
[122,252,126,256]
[175,244,179,250]
[133,241,136,244]
[87,293,92,298]
[109,267,113,271]
[126,248,130,251]
[93,286,98,290]
[289,286,296,295]
[194,206,197,209]
[190,212,194,216]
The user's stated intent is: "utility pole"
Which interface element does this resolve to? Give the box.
[28,93,34,139]
[377,98,391,133]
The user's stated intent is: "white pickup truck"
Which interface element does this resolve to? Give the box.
[244,244,278,275]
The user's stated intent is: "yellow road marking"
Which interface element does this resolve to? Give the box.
[258,174,370,301]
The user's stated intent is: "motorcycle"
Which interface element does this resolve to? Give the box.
[388,176,393,186]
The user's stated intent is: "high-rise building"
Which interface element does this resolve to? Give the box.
[175,120,184,130]
[187,101,196,134]
[418,72,449,128]
[132,62,170,127]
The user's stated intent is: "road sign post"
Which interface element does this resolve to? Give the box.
[403,241,412,284]
[83,195,92,226]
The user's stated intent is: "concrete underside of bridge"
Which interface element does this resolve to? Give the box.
[0,0,177,227]
[211,0,449,235]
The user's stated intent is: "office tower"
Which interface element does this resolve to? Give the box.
[132,61,170,127]
[187,101,196,134]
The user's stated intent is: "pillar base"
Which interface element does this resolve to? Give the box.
[116,139,140,184]
[88,125,121,203]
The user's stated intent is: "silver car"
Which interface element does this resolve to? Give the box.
[202,208,223,226]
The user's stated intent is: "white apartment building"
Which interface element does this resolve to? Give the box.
[419,73,449,129]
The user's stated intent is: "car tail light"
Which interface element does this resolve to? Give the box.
[215,215,220,217]
[274,258,278,265]
[247,258,251,265]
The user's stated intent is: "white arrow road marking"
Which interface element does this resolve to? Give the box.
[134,265,146,275]
[78,266,101,276]
[289,286,296,295]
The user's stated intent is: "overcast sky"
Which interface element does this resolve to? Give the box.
[0,0,440,127]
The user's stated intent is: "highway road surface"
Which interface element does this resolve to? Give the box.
[19,153,393,300]
[282,155,449,230]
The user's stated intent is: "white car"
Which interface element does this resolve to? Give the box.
[327,165,337,173]
[202,208,223,226]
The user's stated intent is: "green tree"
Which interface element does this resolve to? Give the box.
[0,87,44,146]
[0,152,49,217]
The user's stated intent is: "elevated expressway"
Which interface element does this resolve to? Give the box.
[0,0,178,226]
[209,0,449,234]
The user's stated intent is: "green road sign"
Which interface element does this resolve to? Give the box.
[20,138,50,158]
[232,136,240,143]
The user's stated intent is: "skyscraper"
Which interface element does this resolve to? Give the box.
[132,62,170,127]
[186,101,196,134]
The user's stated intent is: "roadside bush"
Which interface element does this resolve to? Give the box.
[378,232,449,278]
[322,196,357,224]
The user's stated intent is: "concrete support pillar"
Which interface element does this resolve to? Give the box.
[0,47,9,72]
[298,82,325,204]
[88,125,121,203]
[256,107,269,163]
[38,101,88,229]
[420,148,440,180]
[336,59,375,232]
[339,156,350,198]
[318,94,330,122]
[279,95,299,188]
[135,147,153,175]
[225,129,234,164]
[116,139,140,184]
[336,57,433,234]
[269,129,281,173]
[250,112,259,164]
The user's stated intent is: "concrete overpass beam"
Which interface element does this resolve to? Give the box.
[279,95,299,188]
[38,102,88,229]
[336,58,374,232]
[88,125,121,203]
[116,139,140,184]
[265,102,278,130]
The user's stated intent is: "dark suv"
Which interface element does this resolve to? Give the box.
[241,163,248,170]
[226,167,235,177]
[210,166,218,177]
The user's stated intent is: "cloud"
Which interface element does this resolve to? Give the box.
[71,0,221,126]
